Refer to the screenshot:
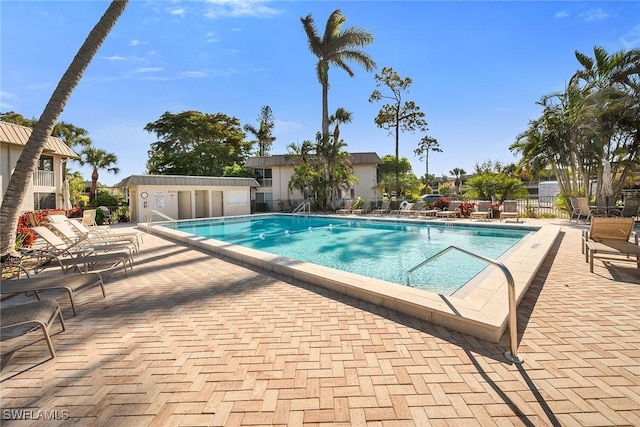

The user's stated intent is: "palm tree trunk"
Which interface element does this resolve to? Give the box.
[0,0,128,257]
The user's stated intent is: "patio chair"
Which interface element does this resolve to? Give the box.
[1,272,106,317]
[336,199,354,214]
[470,201,493,221]
[69,218,143,246]
[499,201,520,222]
[46,222,138,258]
[568,197,581,222]
[29,227,133,276]
[582,216,640,273]
[407,201,426,216]
[372,201,391,215]
[620,197,640,219]
[97,206,113,224]
[1,299,66,358]
[436,201,460,220]
[391,202,414,216]
[575,197,604,223]
[352,199,370,215]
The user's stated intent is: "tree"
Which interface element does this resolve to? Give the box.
[511,46,640,203]
[301,9,376,141]
[145,111,252,176]
[376,155,419,198]
[0,0,128,258]
[79,147,119,202]
[0,111,37,127]
[414,135,441,179]
[370,67,429,194]
[461,173,529,203]
[223,164,257,178]
[449,167,467,194]
[244,105,276,156]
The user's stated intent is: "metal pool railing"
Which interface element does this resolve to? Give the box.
[406,245,524,364]
[146,209,177,231]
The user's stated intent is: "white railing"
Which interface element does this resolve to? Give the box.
[146,209,177,231]
[258,178,273,187]
[293,201,310,214]
[33,170,54,187]
[406,245,523,364]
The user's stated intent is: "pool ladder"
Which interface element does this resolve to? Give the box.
[406,245,523,364]
[146,209,177,231]
[293,201,310,214]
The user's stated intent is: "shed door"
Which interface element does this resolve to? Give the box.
[178,191,192,219]
[212,191,223,217]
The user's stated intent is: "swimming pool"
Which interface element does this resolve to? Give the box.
[172,215,532,296]
[148,214,561,343]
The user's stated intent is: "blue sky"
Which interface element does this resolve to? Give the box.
[2,1,639,186]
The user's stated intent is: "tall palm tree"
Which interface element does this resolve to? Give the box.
[0,0,128,258]
[300,9,376,141]
[80,147,120,202]
[449,167,466,195]
[53,122,93,181]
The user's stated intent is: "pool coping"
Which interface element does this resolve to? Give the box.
[147,214,561,343]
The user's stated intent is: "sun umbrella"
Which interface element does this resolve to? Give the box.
[600,160,613,208]
[62,178,72,210]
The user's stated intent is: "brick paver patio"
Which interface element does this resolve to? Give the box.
[1,220,639,426]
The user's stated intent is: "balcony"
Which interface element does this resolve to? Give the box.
[33,170,54,187]
[258,178,272,187]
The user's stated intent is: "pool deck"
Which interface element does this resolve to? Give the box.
[1,218,639,425]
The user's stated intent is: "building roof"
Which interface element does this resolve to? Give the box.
[113,174,260,188]
[0,121,80,159]
[245,152,383,168]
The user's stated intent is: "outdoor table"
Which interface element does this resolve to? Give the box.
[590,205,622,216]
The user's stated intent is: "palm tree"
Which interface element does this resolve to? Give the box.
[0,0,128,258]
[326,108,354,207]
[449,168,466,195]
[244,105,276,156]
[301,9,376,141]
[79,147,120,202]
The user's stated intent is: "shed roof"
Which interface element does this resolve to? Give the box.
[245,152,383,168]
[113,174,260,188]
[0,121,80,159]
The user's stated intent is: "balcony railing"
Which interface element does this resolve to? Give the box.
[258,178,272,187]
[33,170,54,187]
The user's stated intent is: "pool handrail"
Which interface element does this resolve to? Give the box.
[146,209,177,231]
[406,245,524,364]
[293,202,310,214]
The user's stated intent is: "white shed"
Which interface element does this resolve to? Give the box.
[114,175,260,223]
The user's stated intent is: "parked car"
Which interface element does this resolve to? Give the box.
[421,194,442,205]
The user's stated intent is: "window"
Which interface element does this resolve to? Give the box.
[38,156,53,171]
[255,168,272,187]
[34,192,56,210]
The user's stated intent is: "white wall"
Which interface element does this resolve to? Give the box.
[0,142,66,213]
[130,184,252,223]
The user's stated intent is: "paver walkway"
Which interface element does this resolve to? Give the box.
[1,220,639,426]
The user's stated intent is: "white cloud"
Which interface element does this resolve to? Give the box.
[203,0,282,19]
[102,55,127,61]
[554,10,569,19]
[169,7,185,16]
[578,8,609,22]
[206,31,219,43]
[180,70,207,78]
[621,23,640,49]
[132,67,165,73]
[129,39,141,47]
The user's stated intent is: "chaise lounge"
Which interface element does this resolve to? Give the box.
[583,216,640,273]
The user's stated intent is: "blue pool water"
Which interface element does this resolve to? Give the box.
[171,215,533,295]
